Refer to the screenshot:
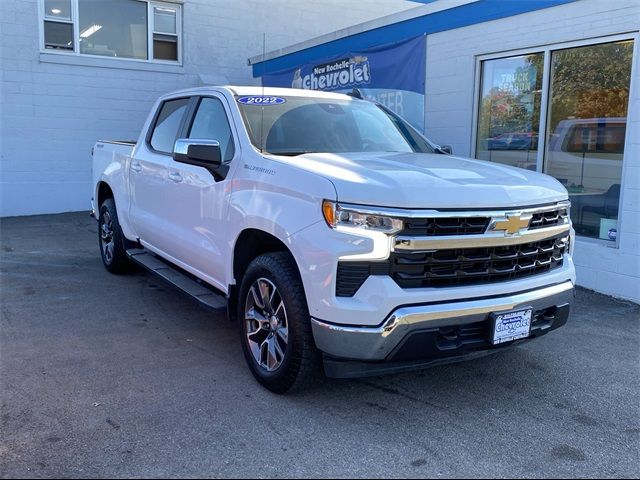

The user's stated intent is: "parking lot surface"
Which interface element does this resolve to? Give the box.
[1,212,639,478]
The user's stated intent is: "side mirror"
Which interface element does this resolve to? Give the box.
[173,139,222,167]
[438,145,453,155]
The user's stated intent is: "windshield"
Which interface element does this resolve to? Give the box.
[235,95,435,156]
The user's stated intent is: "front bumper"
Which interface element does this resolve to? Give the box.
[289,214,575,328]
[311,281,574,378]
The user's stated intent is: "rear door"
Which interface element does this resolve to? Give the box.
[129,97,191,253]
[161,94,238,290]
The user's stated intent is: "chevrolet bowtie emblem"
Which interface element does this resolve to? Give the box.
[490,214,532,235]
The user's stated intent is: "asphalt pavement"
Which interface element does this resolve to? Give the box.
[1,212,639,478]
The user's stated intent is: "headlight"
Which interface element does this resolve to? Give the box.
[322,200,404,234]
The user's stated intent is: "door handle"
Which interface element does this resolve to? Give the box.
[131,161,142,173]
[168,172,183,183]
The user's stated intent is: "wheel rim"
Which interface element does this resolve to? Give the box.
[100,210,115,264]
[244,277,288,372]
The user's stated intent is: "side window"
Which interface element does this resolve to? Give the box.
[150,98,189,153]
[189,97,235,162]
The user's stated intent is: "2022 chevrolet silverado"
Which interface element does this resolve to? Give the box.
[92,86,575,393]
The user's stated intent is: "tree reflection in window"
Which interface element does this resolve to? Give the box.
[476,53,543,171]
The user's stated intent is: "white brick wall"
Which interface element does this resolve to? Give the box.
[0,0,416,217]
[424,0,640,302]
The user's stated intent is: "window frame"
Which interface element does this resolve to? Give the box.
[38,0,183,65]
[471,32,639,248]
[150,2,180,62]
[42,0,75,51]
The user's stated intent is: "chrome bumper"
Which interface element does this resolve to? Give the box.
[311,281,574,361]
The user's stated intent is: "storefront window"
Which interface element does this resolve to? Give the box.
[545,40,634,240]
[475,39,634,242]
[476,53,543,171]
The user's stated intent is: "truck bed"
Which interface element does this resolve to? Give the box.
[97,140,137,146]
[92,140,137,215]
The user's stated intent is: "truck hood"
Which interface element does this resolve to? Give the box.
[269,151,568,209]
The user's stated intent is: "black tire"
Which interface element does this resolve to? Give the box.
[98,198,132,274]
[238,252,321,394]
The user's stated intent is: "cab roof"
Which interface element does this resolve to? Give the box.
[166,85,358,101]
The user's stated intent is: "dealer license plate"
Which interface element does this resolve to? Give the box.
[491,308,533,345]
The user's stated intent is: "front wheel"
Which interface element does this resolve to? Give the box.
[238,252,321,394]
[98,198,132,274]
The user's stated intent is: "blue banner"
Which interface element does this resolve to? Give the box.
[261,35,426,131]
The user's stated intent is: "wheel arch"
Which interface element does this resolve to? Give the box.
[96,180,138,249]
[97,181,114,209]
[229,228,302,321]
[233,229,297,285]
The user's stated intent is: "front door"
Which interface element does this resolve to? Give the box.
[163,95,238,292]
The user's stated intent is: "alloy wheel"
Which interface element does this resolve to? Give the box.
[244,277,289,372]
[100,210,115,264]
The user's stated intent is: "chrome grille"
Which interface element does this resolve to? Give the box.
[529,207,569,230]
[399,216,489,236]
[335,235,568,296]
[398,205,568,236]
[389,235,567,288]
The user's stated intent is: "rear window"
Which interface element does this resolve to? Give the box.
[564,122,626,154]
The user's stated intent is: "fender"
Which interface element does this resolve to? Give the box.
[226,154,338,292]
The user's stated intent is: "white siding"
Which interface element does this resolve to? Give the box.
[424,0,640,302]
[0,0,416,217]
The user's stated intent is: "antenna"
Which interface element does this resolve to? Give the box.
[346,88,364,100]
[259,32,266,154]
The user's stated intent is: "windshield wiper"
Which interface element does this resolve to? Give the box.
[266,150,318,157]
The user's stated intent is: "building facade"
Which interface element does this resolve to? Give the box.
[0,0,416,216]
[251,0,640,302]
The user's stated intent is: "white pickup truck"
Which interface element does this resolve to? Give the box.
[92,86,575,393]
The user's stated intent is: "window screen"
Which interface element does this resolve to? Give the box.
[44,21,74,50]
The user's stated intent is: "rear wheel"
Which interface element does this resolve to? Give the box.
[98,198,132,274]
[239,252,321,394]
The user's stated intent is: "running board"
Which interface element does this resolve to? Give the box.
[126,248,227,311]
